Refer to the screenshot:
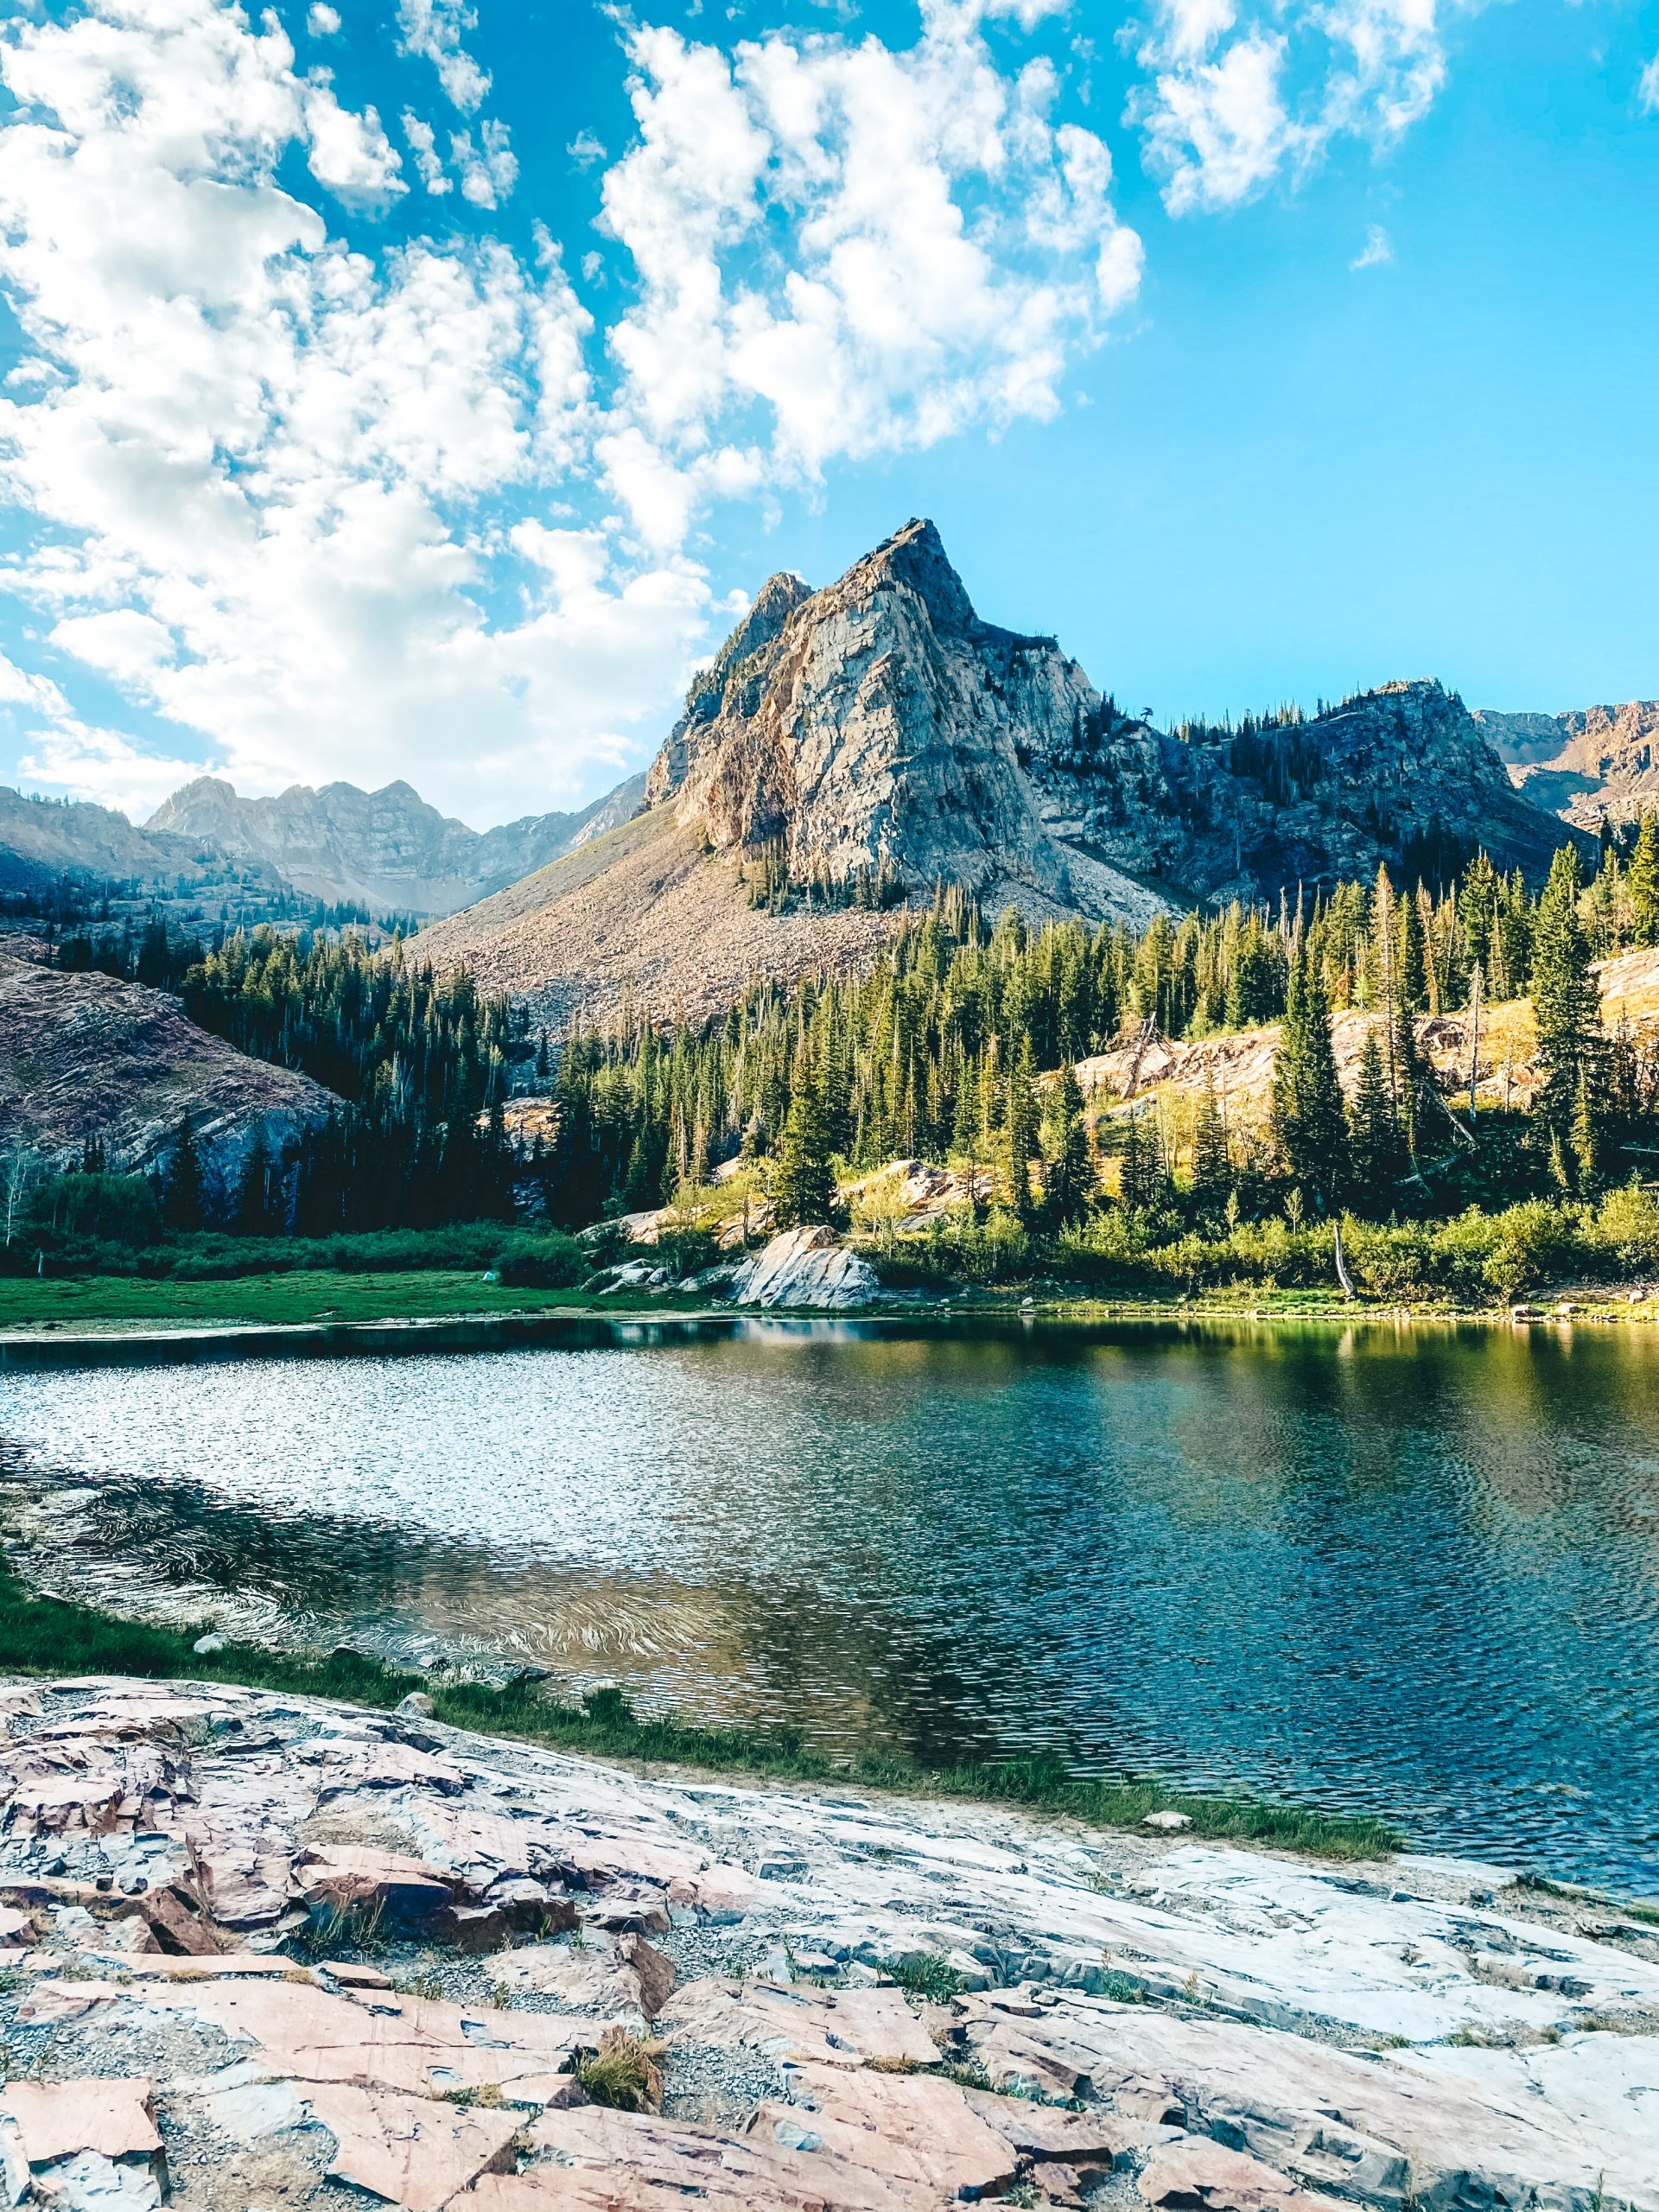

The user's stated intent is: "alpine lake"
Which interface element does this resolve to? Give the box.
[4,1313,1657,1891]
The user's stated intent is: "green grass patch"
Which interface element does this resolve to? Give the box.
[0,1269,713,1332]
[0,1567,1399,1862]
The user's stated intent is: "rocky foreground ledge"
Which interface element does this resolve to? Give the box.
[0,1680,1654,2211]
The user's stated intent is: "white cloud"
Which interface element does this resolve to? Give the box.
[451,118,518,210]
[402,110,451,194]
[303,86,404,206]
[1135,0,1465,212]
[568,130,607,168]
[397,0,490,113]
[0,649,73,724]
[595,11,1141,540]
[1351,220,1392,268]
[308,5,341,36]
[18,725,207,818]
[0,0,1141,819]
[1640,54,1659,114]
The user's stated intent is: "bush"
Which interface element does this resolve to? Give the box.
[1588,1182,1659,1278]
[1480,1199,1580,1300]
[492,1230,588,1288]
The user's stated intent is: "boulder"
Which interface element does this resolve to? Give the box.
[728,1225,880,1310]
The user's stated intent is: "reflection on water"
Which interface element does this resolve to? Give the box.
[4,1317,1659,1887]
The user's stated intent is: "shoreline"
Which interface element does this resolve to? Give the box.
[2,1288,1655,1366]
[0,1669,1654,2209]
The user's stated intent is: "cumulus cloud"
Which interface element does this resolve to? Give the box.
[308,5,341,36]
[397,0,490,113]
[0,0,1138,818]
[402,111,451,194]
[1351,220,1392,268]
[451,118,518,210]
[17,726,210,819]
[1135,0,1465,212]
[0,650,74,724]
[596,10,1142,541]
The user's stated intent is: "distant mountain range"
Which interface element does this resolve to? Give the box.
[0,768,646,919]
[1475,701,1659,830]
[416,519,1598,1032]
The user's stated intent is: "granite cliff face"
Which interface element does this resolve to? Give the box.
[149,772,647,918]
[648,521,1166,925]
[651,519,1578,912]
[1497,700,1659,830]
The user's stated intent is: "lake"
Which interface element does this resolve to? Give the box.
[3,1316,1656,1889]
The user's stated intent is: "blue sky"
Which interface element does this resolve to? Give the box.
[0,0,1655,827]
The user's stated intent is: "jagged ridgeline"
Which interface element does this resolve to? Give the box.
[413,518,1586,1038]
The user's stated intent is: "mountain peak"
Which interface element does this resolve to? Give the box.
[847,517,977,635]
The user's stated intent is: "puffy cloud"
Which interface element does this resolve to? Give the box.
[17,725,207,817]
[451,118,518,210]
[595,10,1141,538]
[1351,220,1392,268]
[308,5,342,37]
[0,650,74,724]
[1135,0,1465,211]
[0,0,1139,820]
[397,0,490,114]
[402,111,451,194]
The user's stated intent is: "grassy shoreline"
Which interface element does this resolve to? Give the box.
[0,1559,1395,1862]
[2,1266,1657,1335]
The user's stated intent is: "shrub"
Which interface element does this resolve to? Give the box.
[492,1230,588,1288]
[1480,1199,1580,1300]
[1588,1182,1659,1277]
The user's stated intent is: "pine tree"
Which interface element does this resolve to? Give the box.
[1269,945,1350,1207]
[1189,1083,1232,1218]
[163,1112,206,1232]
[1348,1027,1401,1203]
[1629,813,1659,950]
[1003,1037,1041,1224]
[1046,1064,1093,1224]
[1530,844,1602,1174]
[1396,886,1427,1012]
[772,1065,837,1228]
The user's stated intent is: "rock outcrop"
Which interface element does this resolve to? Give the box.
[149,772,648,918]
[727,1224,881,1308]
[0,1672,1654,2209]
[0,950,339,1185]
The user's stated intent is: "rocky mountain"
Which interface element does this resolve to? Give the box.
[420,519,1583,1031]
[1492,700,1659,831]
[0,768,647,922]
[650,520,1576,906]
[148,771,648,917]
[0,945,338,1190]
[0,785,269,899]
[1469,708,1572,766]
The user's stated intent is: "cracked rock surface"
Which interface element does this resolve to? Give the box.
[0,1675,1654,2210]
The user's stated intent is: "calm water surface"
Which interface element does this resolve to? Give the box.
[3,1318,1658,1888]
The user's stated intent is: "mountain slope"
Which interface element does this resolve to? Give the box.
[0,785,264,897]
[1507,701,1659,830]
[413,808,901,1035]
[0,949,338,1188]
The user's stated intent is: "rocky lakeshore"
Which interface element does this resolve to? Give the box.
[0,1679,1653,2209]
